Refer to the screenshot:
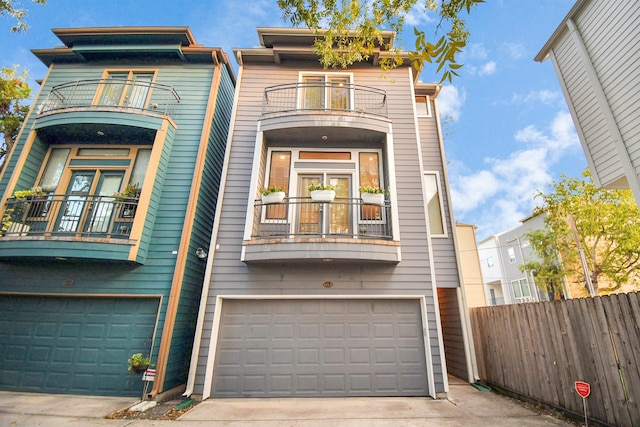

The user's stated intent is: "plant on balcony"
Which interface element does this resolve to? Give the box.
[260,185,286,204]
[127,353,152,375]
[12,186,46,200]
[359,186,388,206]
[308,183,336,202]
[114,184,141,218]
[113,183,141,201]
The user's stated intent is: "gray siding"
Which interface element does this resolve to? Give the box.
[194,64,451,395]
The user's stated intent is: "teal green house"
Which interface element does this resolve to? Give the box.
[0,27,235,397]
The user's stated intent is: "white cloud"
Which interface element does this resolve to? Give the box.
[449,110,581,239]
[501,42,526,59]
[479,61,496,76]
[437,85,465,121]
[405,3,437,26]
[465,43,489,60]
[511,89,561,105]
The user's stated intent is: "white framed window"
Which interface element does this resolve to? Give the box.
[508,247,516,263]
[423,172,446,236]
[487,256,495,267]
[511,278,532,302]
[299,72,353,111]
[415,95,432,117]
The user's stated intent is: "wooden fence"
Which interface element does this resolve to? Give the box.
[470,292,640,427]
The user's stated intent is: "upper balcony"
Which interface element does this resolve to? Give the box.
[40,79,180,117]
[259,82,390,142]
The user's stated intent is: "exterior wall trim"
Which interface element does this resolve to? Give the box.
[200,294,435,401]
[184,61,245,398]
[151,59,223,397]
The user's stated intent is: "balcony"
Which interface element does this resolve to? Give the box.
[39,79,180,117]
[3,194,137,239]
[262,82,387,118]
[242,197,400,264]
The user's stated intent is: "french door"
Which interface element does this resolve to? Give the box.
[297,174,351,236]
[56,170,124,235]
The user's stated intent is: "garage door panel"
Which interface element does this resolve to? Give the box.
[0,296,159,396]
[212,299,428,397]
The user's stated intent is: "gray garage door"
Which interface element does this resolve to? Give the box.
[212,299,429,397]
[0,295,159,396]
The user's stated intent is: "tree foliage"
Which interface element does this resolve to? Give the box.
[1,0,45,32]
[520,226,565,300]
[277,0,483,82]
[532,168,640,295]
[0,66,32,172]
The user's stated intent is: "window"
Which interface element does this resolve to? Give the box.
[423,172,445,235]
[415,95,431,117]
[508,247,516,263]
[264,151,291,220]
[98,71,155,109]
[511,278,532,302]
[487,256,495,267]
[300,73,352,111]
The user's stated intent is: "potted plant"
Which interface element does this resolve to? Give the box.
[260,185,286,204]
[12,186,46,200]
[308,183,336,202]
[359,186,388,206]
[128,353,151,375]
[114,184,141,218]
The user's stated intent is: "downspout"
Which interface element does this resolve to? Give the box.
[184,51,244,397]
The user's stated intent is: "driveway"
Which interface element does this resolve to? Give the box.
[0,378,573,426]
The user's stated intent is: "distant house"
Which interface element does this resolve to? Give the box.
[184,27,477,400]
[0,27,235,397]
[455,223,487,309]
[535,0,640,203]
[477,214,555,305]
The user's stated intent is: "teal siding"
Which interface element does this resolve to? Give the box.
[0,52,235,396]
[163,66,235,391]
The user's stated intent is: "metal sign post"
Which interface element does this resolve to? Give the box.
[575,381,590,426]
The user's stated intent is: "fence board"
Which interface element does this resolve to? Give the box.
[471,292,640,427]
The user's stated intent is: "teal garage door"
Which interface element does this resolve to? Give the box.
[0,295,159,396]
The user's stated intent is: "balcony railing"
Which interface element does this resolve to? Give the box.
[39,79,180,117]
[251,197,392,240]
[2,194,138,239]
[262,82,387,118]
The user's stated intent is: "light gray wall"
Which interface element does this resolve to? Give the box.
[193,64,460,395]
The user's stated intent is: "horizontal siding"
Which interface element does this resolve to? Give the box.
[553,29,622,186]
[194,64,448,395]
[577,0,640,176]
[0,59,234,393]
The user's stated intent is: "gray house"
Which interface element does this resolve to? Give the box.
[185,27,476,400]
[535,0,640,203]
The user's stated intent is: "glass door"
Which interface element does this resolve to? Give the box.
[84,172,124,234]
[56,171,96,233]
[297,174,351,236]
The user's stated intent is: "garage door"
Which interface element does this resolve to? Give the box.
[0,295,159,396]
[212,299,429,397]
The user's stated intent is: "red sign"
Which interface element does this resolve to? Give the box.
[575,381,590,398]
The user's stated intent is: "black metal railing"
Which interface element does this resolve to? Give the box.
[39,79,180,116]
[262,82,387,117]
[2,194,138,239]
[251,197,392,240]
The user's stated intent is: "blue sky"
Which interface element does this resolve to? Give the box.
[0,0,587,240]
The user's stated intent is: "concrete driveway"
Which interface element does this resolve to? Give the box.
[0,379,573,426]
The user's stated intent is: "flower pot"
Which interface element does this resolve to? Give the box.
[130,364,149,375]
[262,191,286,204]
[361,192,385,206]
[310,190,335,202]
